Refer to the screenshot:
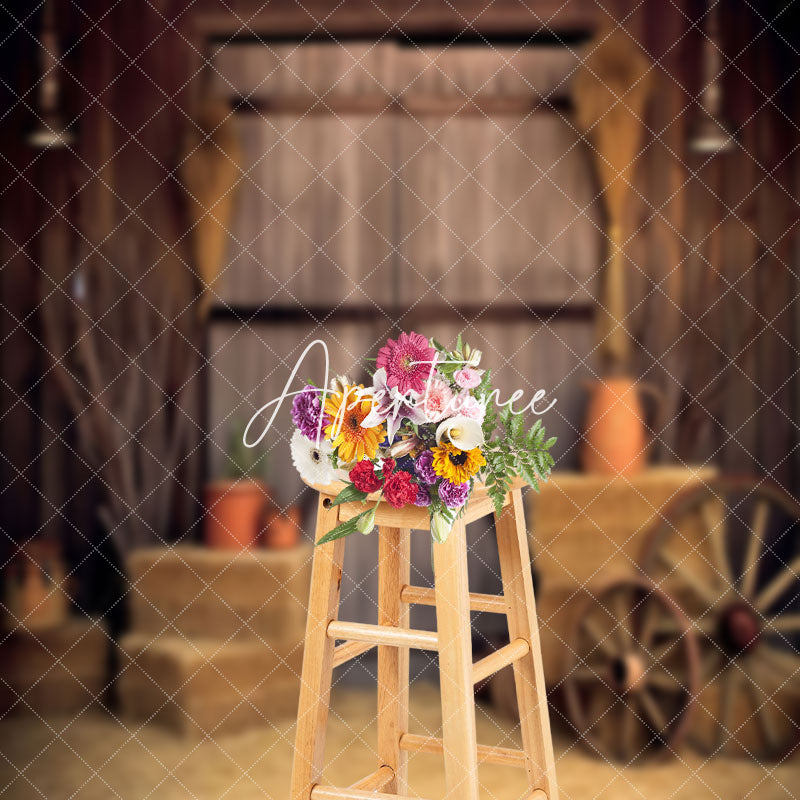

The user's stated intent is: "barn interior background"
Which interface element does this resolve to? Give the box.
[1,0,799,798]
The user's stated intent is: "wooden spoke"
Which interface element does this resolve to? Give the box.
[637,602,660,650]
[650,638,679,663]
[701,501,731,586]
[582,615,620,657]
[767,613,800,634]
[639,688,669,735]
[611,590,634,648]
[571,665,607,684]
[716,668,739,751]
[755,554,800,612]
[657,549,719,605]
[759,646,800,682]
[651,614,713,640]
[741,501,769,598]
[620,698,638,759]
[748,679,782,751]
[646,666,684,692]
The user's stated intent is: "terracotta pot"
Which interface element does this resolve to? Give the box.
[203,479,268,550]
[262,504,301,550]
[581,377,662,476]
[2,541,69,630]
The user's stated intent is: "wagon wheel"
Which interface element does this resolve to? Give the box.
[563,578,700,762]
[639,476,800,760]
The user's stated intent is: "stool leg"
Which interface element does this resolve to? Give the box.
[495,488,558,800]
[291,495,346,800]
[433,518,480,800]
[377,526,411,793]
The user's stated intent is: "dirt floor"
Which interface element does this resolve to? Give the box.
[1,683,798,800]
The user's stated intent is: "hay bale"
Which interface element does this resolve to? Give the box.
[0,618,108,714]
[117,633,303,737]
[527,467,717,684]
[127,544,312,641]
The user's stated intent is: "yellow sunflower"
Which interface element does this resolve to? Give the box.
[324,385,384,463]
[431,442,486,484]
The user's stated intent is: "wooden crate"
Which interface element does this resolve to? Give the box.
[526,466,717,684]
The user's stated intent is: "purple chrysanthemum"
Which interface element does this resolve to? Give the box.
[438,479,470,509]
[291,385,329,440]
[413,484,431,507]
[414,450,437,485]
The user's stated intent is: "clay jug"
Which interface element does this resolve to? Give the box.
[581,377,662,476]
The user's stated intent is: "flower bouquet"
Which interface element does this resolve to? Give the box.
[289,332,556,545]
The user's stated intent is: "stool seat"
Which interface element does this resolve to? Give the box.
[304,476,527,529]
[290,481,558,800]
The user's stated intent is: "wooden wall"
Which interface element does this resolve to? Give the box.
[1,0,799,611]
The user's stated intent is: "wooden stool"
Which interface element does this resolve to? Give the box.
[291,479,558,800]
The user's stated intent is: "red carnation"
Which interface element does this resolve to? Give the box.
[349,459,383,493]
[380,458,396,479]
[383,470,417,509]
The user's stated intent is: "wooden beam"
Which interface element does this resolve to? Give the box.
[332,640,375,668]
[232,93,572,117]
[327,620,438,650]
[209,302,595,325]
[472,638,530,684]
[399,733,527,768]
[400,585,507,614]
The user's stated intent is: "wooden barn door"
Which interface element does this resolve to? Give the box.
[206,38,601,635]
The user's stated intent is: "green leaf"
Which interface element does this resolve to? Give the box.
[330,484,369,507]
[316,515,364,545]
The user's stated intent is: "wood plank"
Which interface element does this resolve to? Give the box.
[400,585,507,614]
[377,527,411,793]
[312,786,427,800]
[399,733,527,767]
[290,495,347,800]
[337,502,431,529]
[350,765,394,792]
[472,638,530,684]
[233,93,572,117]
[755,554,800,612]
[196,0,595,38]
[432,517,479,800]
[496,489,558,799]
[327,620,438,651]
[209,303,595,324]
[332,640,375,668]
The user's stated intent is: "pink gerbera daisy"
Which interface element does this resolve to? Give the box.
[376,332,436,395]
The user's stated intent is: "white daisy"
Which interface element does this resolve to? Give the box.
[290,429,336,485]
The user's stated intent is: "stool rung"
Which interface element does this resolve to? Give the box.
[311,787,427,800]
[400,584,507,614]
[472,638,530,685]
[327,620,438,651]
[332,640,375,668]
[350,765,394,791]
[399,732,527,768]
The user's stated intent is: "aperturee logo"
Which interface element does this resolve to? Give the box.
[245,334,557,544]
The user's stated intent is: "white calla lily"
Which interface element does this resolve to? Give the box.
[435,415,484,450]
[430,512,453,544]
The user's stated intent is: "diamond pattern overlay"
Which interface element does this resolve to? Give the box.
[1,1,799,799]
